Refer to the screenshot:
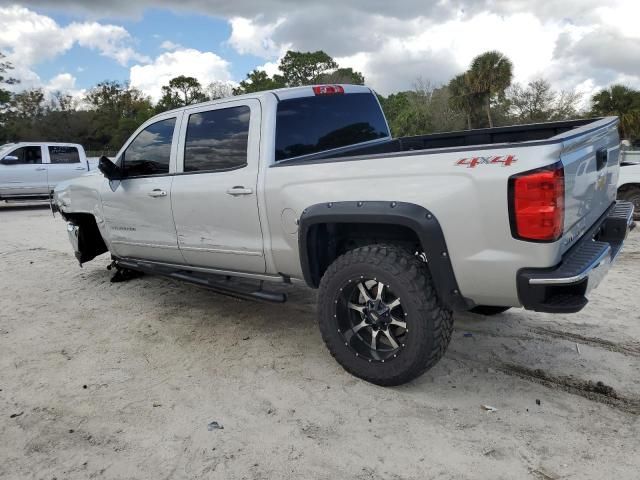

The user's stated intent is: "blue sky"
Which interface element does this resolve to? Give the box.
[27,9,263,89]
[2,1,639,104]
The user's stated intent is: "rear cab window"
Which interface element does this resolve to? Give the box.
[275,91,389,162]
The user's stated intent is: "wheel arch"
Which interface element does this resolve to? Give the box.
[298,201,473,311]
[618,182,640,192]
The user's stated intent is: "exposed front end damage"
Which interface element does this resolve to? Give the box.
[63,214,108,265]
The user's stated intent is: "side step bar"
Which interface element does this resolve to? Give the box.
[115,259,287,303]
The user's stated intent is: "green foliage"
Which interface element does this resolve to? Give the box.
[381,81,466,137]
[233,69,285,95]
[448,73,479,129]
[156,75,207,112]
[316,67,365,85]
[277,50,338,86]
[84,81,155,149]
[233,50,364,95]
[0,52,18,107]
[468,51,513,127]
[506,79,582,124]
[591,84,640,141]
[1,47,637,150]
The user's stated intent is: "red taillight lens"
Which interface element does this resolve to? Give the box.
[312,85,344,95]
[509,164,564,241]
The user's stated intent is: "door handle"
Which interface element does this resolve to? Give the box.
[226,186,253,196]
[75,166,86,170]
[35,167,46,171]
[148,189,167,198]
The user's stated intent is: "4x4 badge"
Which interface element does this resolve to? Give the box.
[455,155,517,168]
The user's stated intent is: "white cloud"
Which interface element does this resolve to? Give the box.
[0,5,148,91]
[66,22,150,65]
[227,16,286,58]
[129,48,233,101]
[160,40,182,51]
[5,0,640,104]
[224,2,640,97]
[45,73,76,92]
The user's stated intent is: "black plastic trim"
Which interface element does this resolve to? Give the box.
[298,201,474,311]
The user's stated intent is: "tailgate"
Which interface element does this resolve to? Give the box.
[560,117,620,251]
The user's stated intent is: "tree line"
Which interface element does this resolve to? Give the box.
[1,49,640,152]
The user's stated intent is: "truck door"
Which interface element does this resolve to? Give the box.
[100,115,184,264]
[171,99,265,273]
[46,145,87,188]
[0,145,47,197]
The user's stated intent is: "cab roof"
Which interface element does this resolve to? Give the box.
[160,84,374,115]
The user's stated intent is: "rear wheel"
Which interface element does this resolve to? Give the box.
[317,245,453,386]
[470,305,511,316]
[618,186,640,221]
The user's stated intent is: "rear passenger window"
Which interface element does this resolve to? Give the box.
[122,117,176,177]
[49,146,80,164]
[184,106,250,172]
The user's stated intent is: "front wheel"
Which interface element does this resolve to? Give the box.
[317,245,453,386]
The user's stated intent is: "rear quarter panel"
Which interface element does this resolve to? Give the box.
[265,144,565,307]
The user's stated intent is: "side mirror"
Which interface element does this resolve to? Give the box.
[0,155,20,165]
[98,156,123,180]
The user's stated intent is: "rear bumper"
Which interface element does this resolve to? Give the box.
[517,201,635,313]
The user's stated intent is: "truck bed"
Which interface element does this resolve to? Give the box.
[308,118,598,162]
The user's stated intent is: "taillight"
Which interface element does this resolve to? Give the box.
[509,163,564,242]
[312,85,344,95]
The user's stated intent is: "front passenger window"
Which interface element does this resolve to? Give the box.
[121,118,176,177]
[3,146,42,164]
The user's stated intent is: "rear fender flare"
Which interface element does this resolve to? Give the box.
[298,201,473,311]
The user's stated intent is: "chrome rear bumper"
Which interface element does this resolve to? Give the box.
[517,201,634,313]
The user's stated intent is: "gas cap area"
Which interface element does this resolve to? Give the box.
[281,208,299,235]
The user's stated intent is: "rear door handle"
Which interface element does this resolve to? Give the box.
[35,167,46,171]
[226,186,253,196]
[148,189,167,198]
[75,166,86,170]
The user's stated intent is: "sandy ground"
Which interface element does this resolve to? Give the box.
[1,202,639,480]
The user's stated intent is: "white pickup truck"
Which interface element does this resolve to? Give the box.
[53,84,634,385]
[618,147,640,219]
[0,142,94,201]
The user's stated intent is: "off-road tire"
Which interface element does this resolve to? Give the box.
[618,186,640,221]
[317,244,454,386]
[470,305,511,316]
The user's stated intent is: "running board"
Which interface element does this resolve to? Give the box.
[116,259,287,303]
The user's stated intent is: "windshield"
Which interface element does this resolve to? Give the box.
[275,92,389,162]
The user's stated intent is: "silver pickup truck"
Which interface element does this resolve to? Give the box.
[53,84,634,385]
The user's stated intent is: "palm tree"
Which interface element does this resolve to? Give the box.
[448,73,476,130]
[591,85,640,140]
[468,51,513,127]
